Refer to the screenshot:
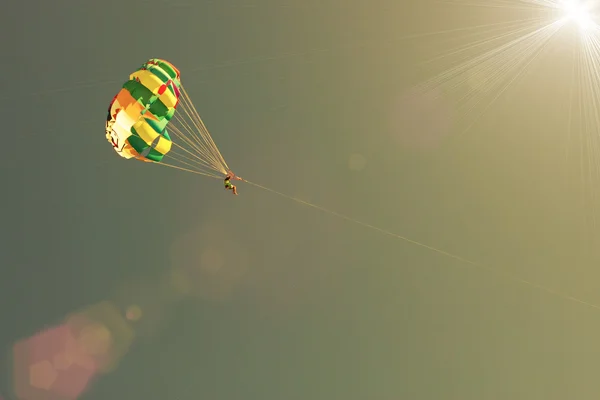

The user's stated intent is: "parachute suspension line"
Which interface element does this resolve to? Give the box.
[243,179,600,312]
[172,111,222,170]
[164,148,216,174]
[174,104,225,174]
[179,85,225,163]
[151,141,222,178]
[173,85,229,172]
[170,134,215,168]
[171,107,223,173]
[180,85,229,171]
[150,159,222,179]
[169,124,222,171]
[153,125,222,177]
[149,82,233,179]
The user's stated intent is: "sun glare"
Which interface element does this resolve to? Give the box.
[561,0,594,30]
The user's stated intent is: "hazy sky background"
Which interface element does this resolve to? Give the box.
[2,0,600,399]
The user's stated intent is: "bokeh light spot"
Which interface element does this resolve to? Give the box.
[170,223,249,301]
[52,353,72,371]
[29,360,57,390]
[125,305,143,321]
[77,323,112,357]
[13,324,98,400]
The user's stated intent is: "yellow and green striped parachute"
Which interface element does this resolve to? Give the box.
[106,59,230,178]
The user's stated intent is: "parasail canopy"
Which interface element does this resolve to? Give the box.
[105,58,230,178]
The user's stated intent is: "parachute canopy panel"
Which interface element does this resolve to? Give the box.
[105,59,181,163]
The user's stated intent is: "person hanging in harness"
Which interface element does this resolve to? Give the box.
[224,171,242,195]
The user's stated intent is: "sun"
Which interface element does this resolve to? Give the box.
[561,0,595,30]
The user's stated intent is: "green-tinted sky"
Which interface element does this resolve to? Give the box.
[3,1,600,399]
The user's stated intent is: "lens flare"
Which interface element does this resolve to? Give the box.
[561,0,594,30]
